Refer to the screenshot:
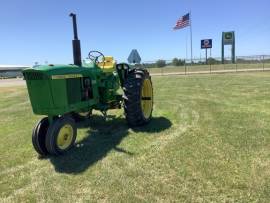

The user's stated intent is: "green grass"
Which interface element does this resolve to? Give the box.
[147,63,270,74]
[1,72,270,202]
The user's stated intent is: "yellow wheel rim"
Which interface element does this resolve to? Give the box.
[141,79,153,119]
[56,124,74,150]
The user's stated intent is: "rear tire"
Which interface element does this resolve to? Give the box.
[45,116,77,155]
[32,117,49,156]
[123,69,153,127]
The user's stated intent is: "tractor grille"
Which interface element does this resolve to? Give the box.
[23,72,45,80]
[66,78,82,104]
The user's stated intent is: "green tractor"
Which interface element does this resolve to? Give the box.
[23,13,153,156]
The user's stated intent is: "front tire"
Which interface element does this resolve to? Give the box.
[123,69,153,126]
[45,116,77,155]
[32,117,50,156]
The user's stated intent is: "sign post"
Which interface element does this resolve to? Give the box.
[206,49,208,64]
[201,39,212,64]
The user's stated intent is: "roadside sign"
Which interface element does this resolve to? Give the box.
[223,31,234,45]
[128,49,141,64]
[222,31,235,63]
[201,39,212,49]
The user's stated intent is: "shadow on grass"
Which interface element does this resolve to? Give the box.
[49,115,172,174]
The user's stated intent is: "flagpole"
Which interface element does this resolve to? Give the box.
[185,34,188,61]
[185,34,188,74]
[190,11,193,65]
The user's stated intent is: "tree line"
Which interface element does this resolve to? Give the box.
[143,57,270,68]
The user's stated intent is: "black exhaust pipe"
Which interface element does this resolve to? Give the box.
[69,13,82,66]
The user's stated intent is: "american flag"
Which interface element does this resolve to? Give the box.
[173,13,190,30]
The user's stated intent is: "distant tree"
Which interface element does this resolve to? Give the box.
[172,58,179,66]
[207,57,220,65]
[264,59,270,63]
[172,58,185,66]
[156,60,166,68]
[144,62,156,68]
[236,58,260,64]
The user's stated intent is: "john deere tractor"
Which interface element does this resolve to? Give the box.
[23,13,153,156]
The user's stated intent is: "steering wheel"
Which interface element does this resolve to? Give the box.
[88,51,105,65]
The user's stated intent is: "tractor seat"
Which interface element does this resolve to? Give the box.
[98,56,116,72]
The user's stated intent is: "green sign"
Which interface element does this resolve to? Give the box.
[222,31,235,64]
[225,32,232,40]
[223,31,234,45]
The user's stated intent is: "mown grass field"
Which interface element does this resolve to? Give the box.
[1,72,270,202]
[147,63,270,75]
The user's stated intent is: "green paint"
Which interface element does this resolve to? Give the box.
[23,62,122,117]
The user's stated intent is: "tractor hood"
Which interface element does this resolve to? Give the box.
[23,64,97,80]
[23,64,80,73]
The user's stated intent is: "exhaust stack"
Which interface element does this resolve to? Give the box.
[69,13,82,66]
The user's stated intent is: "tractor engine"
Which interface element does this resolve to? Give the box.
[99,72,120,105]
[23,66,97,115]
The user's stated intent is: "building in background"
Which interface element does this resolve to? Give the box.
[0,65,30,78]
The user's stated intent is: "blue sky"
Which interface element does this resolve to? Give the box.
[0,0,269,65]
